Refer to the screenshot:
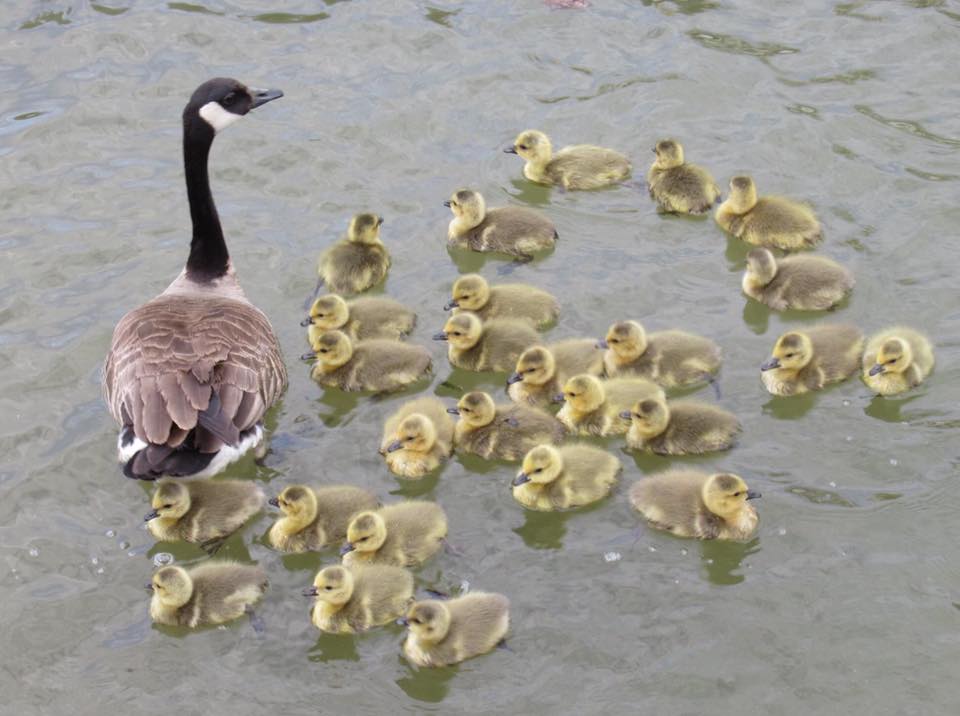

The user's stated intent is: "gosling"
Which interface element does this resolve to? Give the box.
[630,471,760,541]
[715,176,822,251]
[511,444,621,511]
[556,374,665,436]
[445,273,559,328]
[622,396,740,455]
[646,139,720,214]
[306,564,414,634]
[600,320,721,388]
[507,340,604,407]
[305,330,431,392]
[303,294,416,343]
[446,189,557,261]
[149,562,267,628]
[341,501,448,568]
[862,327,934,395]
[761,324,864,396]
[145,478,263,546]
[506,129,631,190]
[267,484,380,553]
[380,397,455,479]
[742,248,854,311]
[316,213,390,295]
[434,313,539,373]
[402,592,510,667]
[449,391,566,461]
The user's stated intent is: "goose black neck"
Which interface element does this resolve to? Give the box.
[183,113,229,280]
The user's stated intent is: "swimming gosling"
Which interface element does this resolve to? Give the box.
[507,340,604,407]
[267,484,380,553]
[646,139,720,214]
[303,294,415,343]
[145,478,263,546]
[449,391,566,461]
[622,396,740,455]
[446,273,559,328]
[630,471,760,540]
[506,129,631,190]
[305,330,431,392]
[600,320,721,388]
[862,327,934,395]
[149,561,267,628]
[401,592,510,667]
[380,397,455,478]
[434,313,539,372]
[742,248,854,311]
[761,324,864,396]
[446,189,557,260]
[341,501,448,568]
[715,176,822,251]
[512,444,621,511]
[306,564,414,634]
[316,213,390,294]
[556,374,664,436]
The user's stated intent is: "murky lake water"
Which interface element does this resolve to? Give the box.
[2,0,960,713]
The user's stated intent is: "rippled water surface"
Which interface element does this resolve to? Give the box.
[3,1,960,713]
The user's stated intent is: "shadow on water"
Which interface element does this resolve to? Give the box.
[742,299,770,335]
[724,234,750,271]
[435,368,512,398]
[699,537,759,585]
[147,531,252,564]
[307,632,361,663]
[513,509,575,550]
[863,393,920,423]
[761,392,818,420]
[454,451,510,476]
[503,178,553,207]
[445,244,554,276]
[396,661,458,703]
[389,470,442,499]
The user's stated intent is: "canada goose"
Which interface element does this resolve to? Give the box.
[449,391,566,461]
[379,397,455,478]
[646,139,720,214]
[761,324,864,396]
[103,78,287,481]
[149,561,267,627]
[302,294,415,343]
[145,478,264,545]
[629,471,760,540]
[599,320,721,387]
[267,484,380,553]
[505,130,631,190]
[862,327,934,395]
[511,444,621,511]
[304,330,431,392]
[716,176,822,251]
[315,213,390,295]
[742,248,854,311]
[556,374,664,436]
[446,189,558,261]
[305,564,414,634]
[622,397,740,455]
[341,501,448,568]
[401,592,510,667]
[445,274,559,328]
[434,313,539,372]
[507,340,604,407]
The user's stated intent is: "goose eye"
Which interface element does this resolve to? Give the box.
[222,92,238,105]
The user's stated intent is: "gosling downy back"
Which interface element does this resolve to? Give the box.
[507,339,604,407]
[446,274,559,328]
[146,478,264,544]
[556,374,664,436]
[267,484,380,553]
[761,323,864,396]
[507,129,631,190]
[435,313,539,372]
[715,176,822,251]
[304,294,415,342]
[308,331,431,392]
[341,501,448,568]
[600,320,721,387]
[742,248,854,312]
[446,189,557,260]
[149,561,267,627]
[307,563,414,634]
[511,443,621,511]
[380,397,455,478]
[623,397,740,455]
[317,213,390,295]
[646,139,720,214]
[402,592,510,667]
[450,391,566,461]
[862,327,934,396]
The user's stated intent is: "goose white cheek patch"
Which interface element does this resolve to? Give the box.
[199,101,243,133]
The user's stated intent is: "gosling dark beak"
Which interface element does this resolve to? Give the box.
[443,300,458,310]
[746,490,762,500]
[596,339,609,349]
[760,357,780,372]
[249,87,283,110]
[300,316,313,327]
[386,440,403,453]
[145,582,154,592]
[512,473,531,487]
[432,331,448,341]
[377,217,384,227]
[442,201,451,208]
[300,351,318,361]
[504,146,518,154]
[268,497,279,508]
[339,542,355,556]
[396,617,409,626]
[302,586,319,597]
[868,363,885,376]
[619,410,632,420]
[446,407,461,415]
[552,393,565,404]
[144,509,160,522]
[506,372,524,385]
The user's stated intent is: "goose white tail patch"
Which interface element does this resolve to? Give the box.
[199,101,243,133]
[116,425,264,479]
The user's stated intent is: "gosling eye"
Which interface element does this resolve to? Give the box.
[406,436,415,442]
[162,504,173,509]
[887,358,898,364]
[784,352,794,358]
[609,338,619,344]
[324,585,333,591]
[319,348,329,354]
[534,468,543,473]
[452,332,462,337]
[518,144,528,150]
[733,491,742,497]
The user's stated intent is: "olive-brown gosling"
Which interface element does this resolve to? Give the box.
[267,484,380,553]
[145,478,263,546]
[445,273,559,328]
[341,501,448,568]
[305,564,414,635]
[646,139,720,214]
[506,129,631,190]
[303,294,415,343]
[629,471,760,541]
[600,320,721,388]
[304,330,431,392]
[379,397,455,478]
[446,189,557,260]
[511,444,621,511]
[149,562,267,628]
[556,374,665,436]
[622,396,740,455]
[316,213,390,295]
[401,592,510,667]
[449,391,566,461]
[761,324,864,396]
[742,248,854,311]
[715,176,822,251]
[862,327,934,396]
[507,340,604,407]
[434,313,539,373]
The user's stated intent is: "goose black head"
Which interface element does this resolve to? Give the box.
[185,78,283,134]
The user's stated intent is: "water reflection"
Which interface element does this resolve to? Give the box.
[741,299,770,335]
[699,537,759,585]
[389,470,441,499]
[307,632,361,663]
[396,661,458,702]
[863,393,920,423]
[761,392,818,420]
[505,178,553,207]
[513,509,575,550]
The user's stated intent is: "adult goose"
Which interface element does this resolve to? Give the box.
[103,78,287,480]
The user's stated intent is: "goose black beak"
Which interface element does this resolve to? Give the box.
[512,473,530,487]
[300,317,313,327]
[443,300,458,310]
[746,490,762,500]
[503,146,518,154]
[506,372,523,385]
[432,331,448,341]
[386,440,403,453]
[144,509,160,522]
[868,363,885,376]
[760,357,780,371]
[619,410,632,420]
[268,497,279,508]
[339,543,355,556]
[249,87,283,110]
[446,407,461,415]
[596,339,609,349]
[302,586,319,597]
[443,201,451,208]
